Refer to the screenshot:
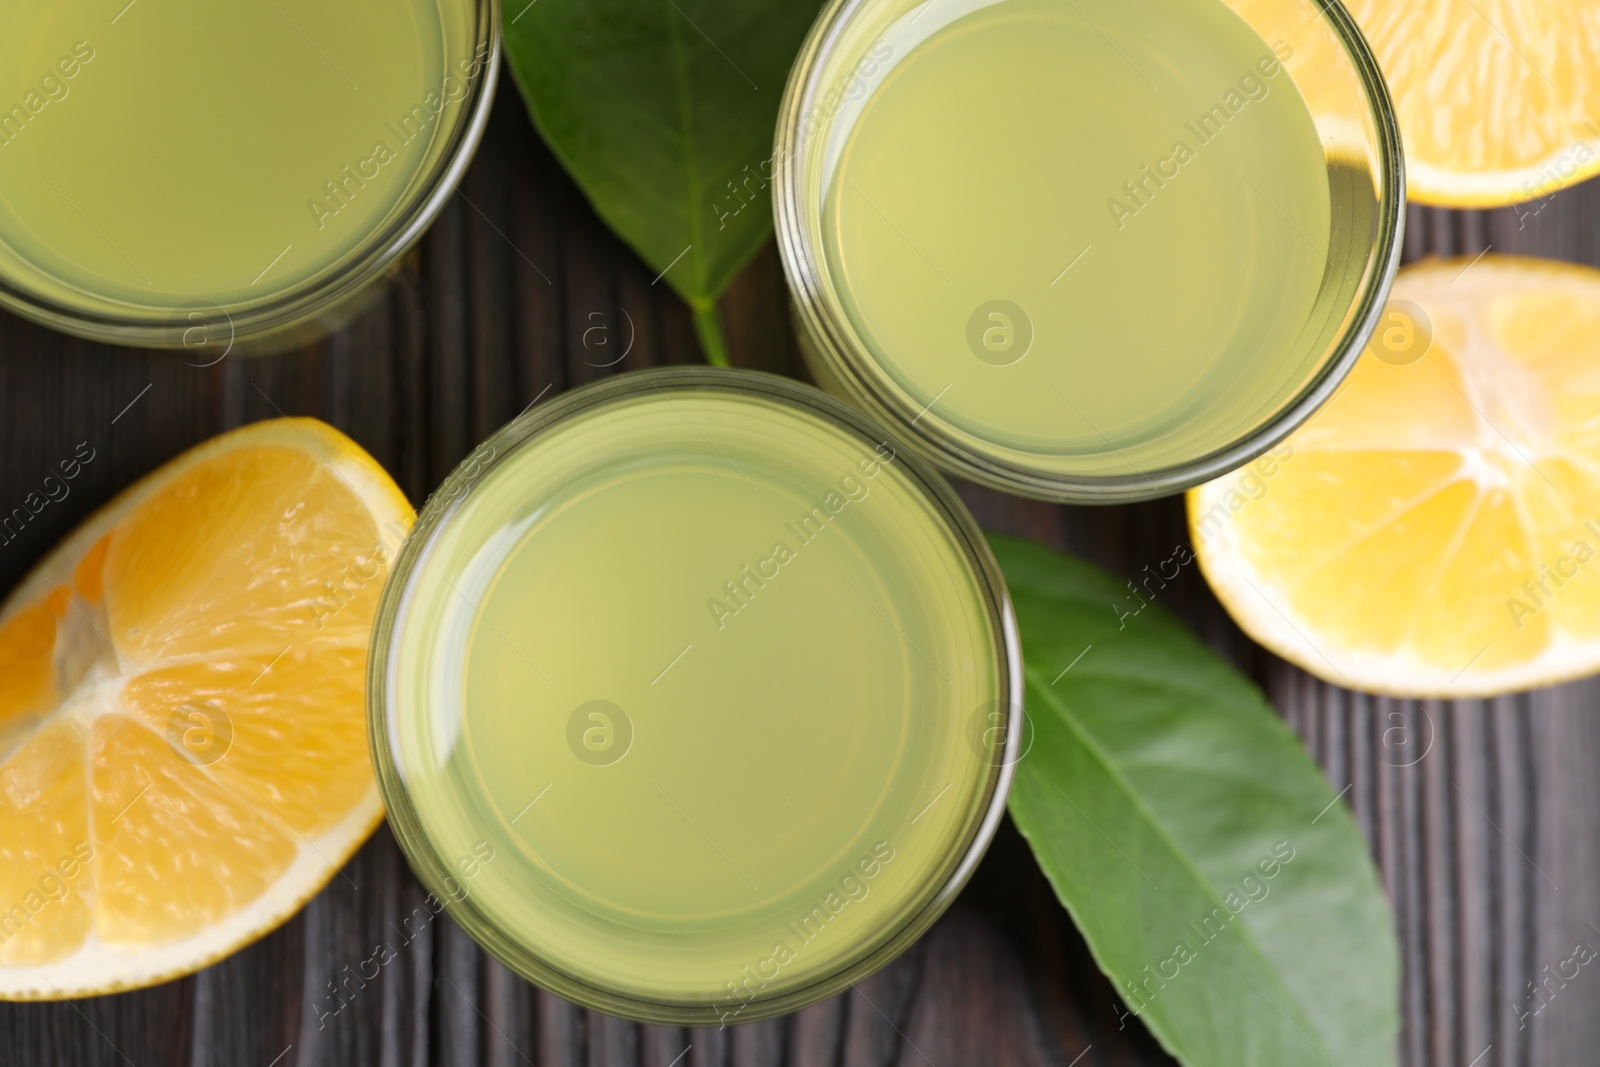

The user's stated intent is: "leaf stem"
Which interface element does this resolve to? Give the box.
[691,300,732,368]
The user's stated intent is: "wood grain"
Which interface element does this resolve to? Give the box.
[1,74,1597,1067]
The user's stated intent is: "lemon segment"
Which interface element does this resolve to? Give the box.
[1191,255,1600,696]
[0,418,412,999]
[1341,0,1600,207]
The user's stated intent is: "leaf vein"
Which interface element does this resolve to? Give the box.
[1021,662,1341,1060]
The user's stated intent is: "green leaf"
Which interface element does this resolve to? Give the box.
[990,535,1398,1067]
[503,0,821,362]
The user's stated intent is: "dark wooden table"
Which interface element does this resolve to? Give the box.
[2,72,1596,1067]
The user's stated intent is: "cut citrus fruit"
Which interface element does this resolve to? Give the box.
[0,418,412,998]
[1342,0,1600,206]
[1191,255,1600,697]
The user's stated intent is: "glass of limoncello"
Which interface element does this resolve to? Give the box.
[370,368,1022,1023]
[0,0,495,350]
[775,0,1404,502]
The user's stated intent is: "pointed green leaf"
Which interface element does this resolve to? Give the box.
[991,534,1398,1067]
[503,0,820,307]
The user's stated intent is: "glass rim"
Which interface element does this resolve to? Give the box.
[773,0,1407,505]
[0,0,500,351]
[367,366,1025,1025]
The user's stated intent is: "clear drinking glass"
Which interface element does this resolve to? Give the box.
[0,0,498,353]
[369,368,1023,1024]
[774,0,1404,503]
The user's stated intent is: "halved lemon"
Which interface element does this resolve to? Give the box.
[0,418,412,999]
[1191,255,1600,697]
[1343,0,1600,206]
